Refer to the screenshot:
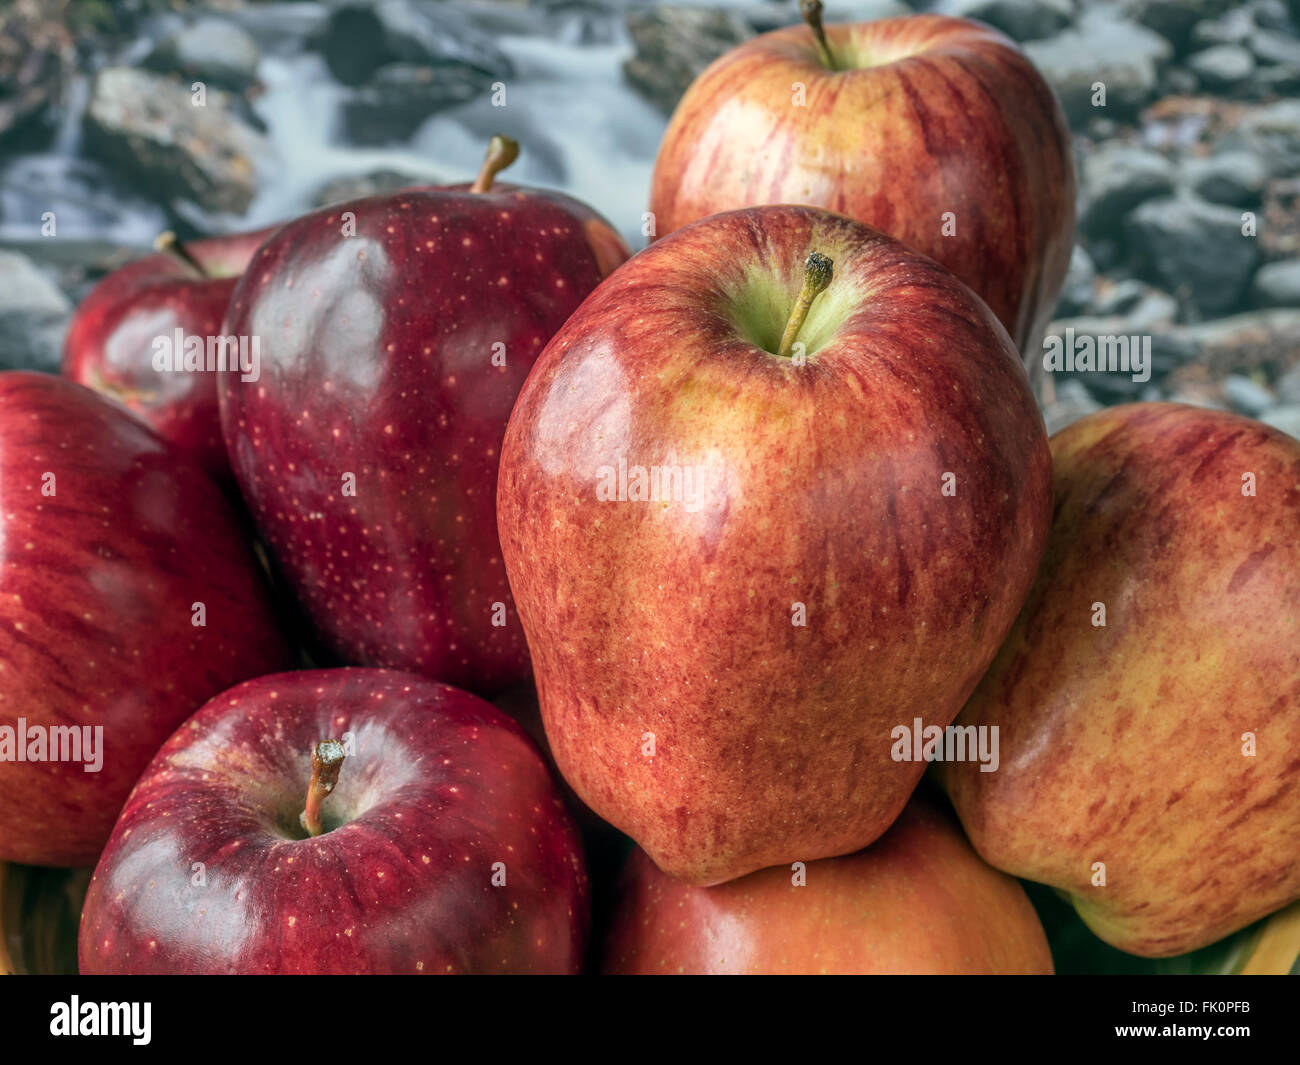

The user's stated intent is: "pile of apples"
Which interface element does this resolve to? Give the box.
[3,9,1298,976]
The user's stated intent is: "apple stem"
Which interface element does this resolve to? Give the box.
[299,739,346,838]
[800,0,837,70]
[470,134,521,194]
[777,251,834,358]
[153,230,207,278]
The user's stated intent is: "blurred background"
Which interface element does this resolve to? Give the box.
[0,0,1298,974]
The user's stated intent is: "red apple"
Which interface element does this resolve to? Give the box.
[219,136,630,698]
[79,668,590,974]
[497,204,1052,885]
[0,372,291,867]
[649,8,1075,355]
[604,796,1053,974]
[62,226,276,483]
[942,403,1300,957]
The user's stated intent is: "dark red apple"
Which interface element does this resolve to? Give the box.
[649,8,1076,355]
[79,668,590,974]
[497,204,1052,885]
[219,137,630,697]
[604,797,1053,974]
[0,372,290,867]
[63,226,276,482]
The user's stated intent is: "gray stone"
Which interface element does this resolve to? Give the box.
[1092,277,1150,316]
[0,250,72,373]
[311,169,429,208]
[1043,378,1103,436]
[1275,363,1300,404]
[83,67,268,215]
[343,63,490,144]
[1181,150,1270,206]
[1248,29,1300,68]
[1024,9,1172,126]
[939,0,1075,42]
[623,7,754,115]
[1190,8,1255,47]
[1127,287,1181,329]
[1056,243,1096,316]
[1260,404,1300,439]
[1079,145,1175,234]
[1219,100,1300,179]
[1187,44,1256,89]
[1120,0,1234,49]
[1223,373,1276,415]
[1125,196,1260,316]
[1251,258,1300,307]
[144,17,261,93]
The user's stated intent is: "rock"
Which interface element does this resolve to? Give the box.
[1124,196,1260,316]
[1042,378,1103,436]
[1262,404,1300,438]
[1190,7,1255,47]
[1181,149,1270,206]
[938,0,1075,42]
[623,6,753,114]
[1275,363,1300,404]
[1092,277,1149,316]
[1220,100,1300,179]
[1055,243,1096,317]
[1158,67,1199,96]
[1119,0,1234,51]
[342,63,488,144]
[1248,29,1300,69]
[0,250,72,373]
[83,66,268,216]
[143,17,261,93]
[1079,145,1175,234]
[1251,258,1300,307]
[314,1,513,89]
[1223,373,1276,416]
[1024,9,1172,126]
[0,1,74,147]
[1187,44,1256,90]
[1258,64,1300,94]
[1173,308,1300,376]
[311,169,429,208]
[1126,287,1181,330]
[1040,316,1160,401]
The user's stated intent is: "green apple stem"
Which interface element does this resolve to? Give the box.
[299,739,346,838]
[777,251,834,358]
[800,0,837,70]
[470,134,521,194]
[153,230,207,278]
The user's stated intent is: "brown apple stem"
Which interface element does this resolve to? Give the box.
[470,134,520,194]
[800,0,836,70]
[153,230,207,278]
[1235,900,1300,975]
[777,251,834,357]
[299,739,346,838]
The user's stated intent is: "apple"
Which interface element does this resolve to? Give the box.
[496,203,1052,886]
[0,372,291,868]
[219,136,631,698]
[648,6,1075,356]
[604,795,1052,974]
[79,668,590,974]
[941,403,1300,958]
[63,226,277,483]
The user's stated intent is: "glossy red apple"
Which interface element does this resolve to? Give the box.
[649,7,1075,355]
[220,137,630,697]
[497,204,1052,885]
[0,372,290,868]
[63,226,276,482]
[79,668,590,974]
[604,796,1053,974]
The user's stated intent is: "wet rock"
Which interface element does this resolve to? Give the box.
[1079,145,1175,234]
[144,17,261,94]
[314,1,512,89]
[1251,257,1300,307]
[1024,9,1172,125]
[1124,195,1260,316]
[1222,373,1275,416]
[939,0,1075,42]
[1187,44,1255,90]
[0,249,72,373]
[311,169,430,208]
[623,6,753,115]
[83,66,269,216]
[1181,149,1270,206]
[1275,362,1300,404]
[1219,100,1300,179]
[1261,404,1300,439]
[1055,244,1096,317]
[1120,0,1233,52]
[342,64,488,145]
[1248,29,1300,69]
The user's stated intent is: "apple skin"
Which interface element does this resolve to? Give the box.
[604,796,1052,974]
[220,183,629,698]
[0,372,291,868]
[941,403,1300,957]
[497,204,1052,885]
[649,13,1075,356]
[62,227,276,483]
[78,668,590,974]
